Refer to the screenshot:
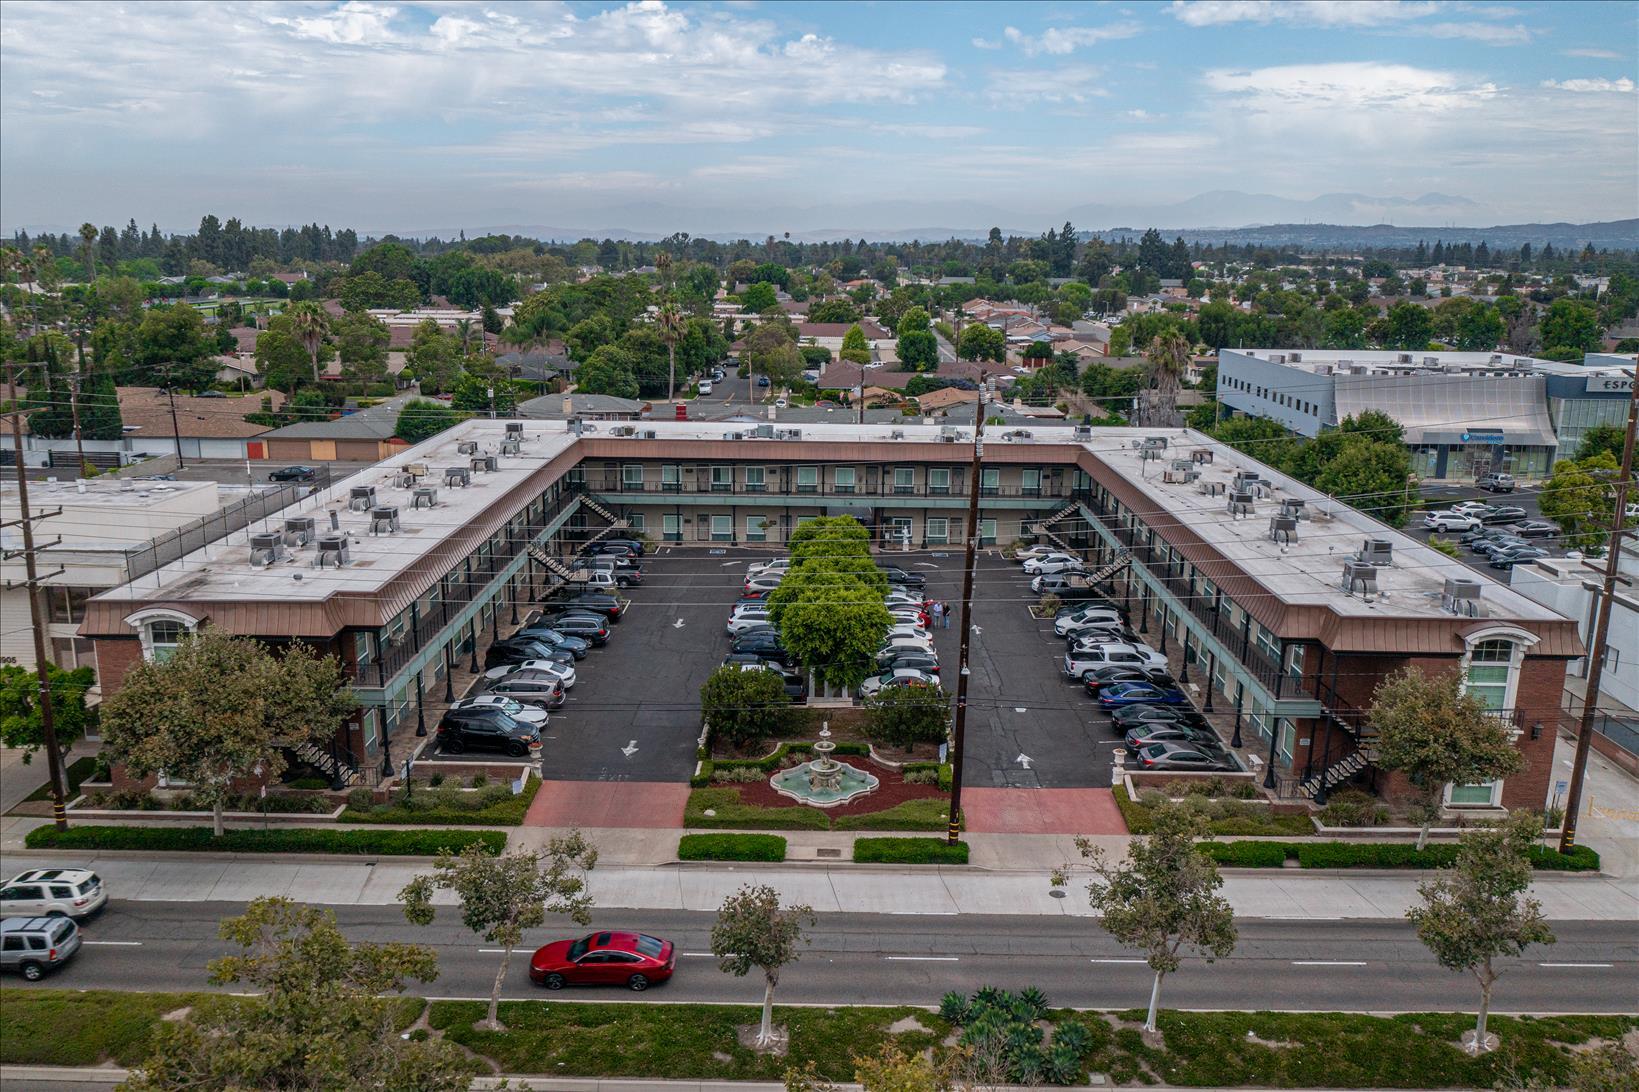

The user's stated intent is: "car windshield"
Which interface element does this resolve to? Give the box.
[50,920,74,944]
[568,936,591,960]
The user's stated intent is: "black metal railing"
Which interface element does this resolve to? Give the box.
[578,477,1057,500]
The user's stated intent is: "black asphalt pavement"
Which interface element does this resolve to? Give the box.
[8,902,1634,1014]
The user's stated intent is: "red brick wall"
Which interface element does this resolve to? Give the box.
[93,637,143,696]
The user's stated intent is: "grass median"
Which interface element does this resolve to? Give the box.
[22,825,506,856]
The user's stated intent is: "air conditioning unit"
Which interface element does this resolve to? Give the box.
[1278,498,1306,521]
[315,532,350,568]
[610,425,637,437]
[369,505,400,535]
[1199,480,1226,496]
[638,430,657,440]
[405,462,429,478]
[470,455,497,473]
[505,421,524,436]
[1341,560,1378,598]
[1268,514,1298,544]
[283,516,316,547]
[1171,458,1193,472]
[248,531,285,568]
[1192,449,1213,464]
[457,440,479,455]
[754,424,775,439]
[1140,446,1161,461]
[1442,577,1484,617]
[1289,352,1302,363]
[499,438,521,456]
[1142,436,1169,450]
[444,467,471,488]
[412,486,438,509]
[1356,538,1394,567]
[1397,353,1413,364]
[1227,490,1255,517]
[348,485,376,511]
[774,428,802,440]
[392,471,415,489]
[1072,425,1091,440]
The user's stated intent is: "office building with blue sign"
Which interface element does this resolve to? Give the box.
[1217,349,1635,481]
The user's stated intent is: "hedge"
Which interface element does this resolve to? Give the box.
[341,777,542,826]
[678,833,787,862]
[852,837,968,864]
[902,761,954,791]
[23,825,506,856]
[1201,840,1600,871]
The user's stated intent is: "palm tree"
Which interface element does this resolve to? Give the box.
[288,302,329,383]
[455,318,475,355]
[78,223,98,280]
[655,250,673,292]
[1137,329,1192,427]
[657,301,686,401]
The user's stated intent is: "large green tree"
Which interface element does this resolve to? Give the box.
[1314,439,1415,528]
[394,398,463,443]
[1539,452,1624,550]
[864,684,949,751]
[575,343,640,399]
[403,320,463,394]
[896,328,938,372]
[700,665,791,748]
[0,663,95,762]
[333,311,390,379]
[1538,298,1600,358]
[710,884,814,1051]
[132,303,218,390]
[957,322,1004,363]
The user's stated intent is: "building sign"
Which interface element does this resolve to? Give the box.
[1460,431,1506,445]
[1585,375,1634,393]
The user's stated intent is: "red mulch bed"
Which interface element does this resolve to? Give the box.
[728,757,946,819]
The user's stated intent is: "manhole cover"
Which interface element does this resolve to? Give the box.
[816,847,843,858]
[1049,889,1067,899]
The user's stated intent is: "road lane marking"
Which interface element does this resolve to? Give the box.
[1539,962,1614,968]
[885,956,959,962]
[1291,961,1367,966]
[680,952,716,958]
[890,910,956,916]
[82,940,143,946]
[1089,958,1147,964]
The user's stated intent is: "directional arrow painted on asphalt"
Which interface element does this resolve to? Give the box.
[915,562,939,568]
[673,618,686,629]
[622,740,639,757]
[721,560,742,567]
[970,625,982,636]
[1016,753,1033,769]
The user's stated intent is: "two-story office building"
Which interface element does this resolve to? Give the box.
[80,418,1581,808]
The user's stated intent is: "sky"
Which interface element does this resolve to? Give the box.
[2,0,1636,238]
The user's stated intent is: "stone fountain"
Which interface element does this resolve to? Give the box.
[769,725,879,808]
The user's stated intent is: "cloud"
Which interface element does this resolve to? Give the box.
[1203,62,1496,115]
[1169,0,1531,43]
[984,65,1108,105]
[1562,48,1623,59]
[1422,21,1531,44]
[1541,77,1637,93]
[997,22,1142,56]
[971,36,1003,49]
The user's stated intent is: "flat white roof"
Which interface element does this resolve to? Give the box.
[1224,348,1557,376]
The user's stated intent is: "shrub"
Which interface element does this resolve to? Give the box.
[1319,788,1390,828]
[864,684,950,750]
[700,665,791,748]
[1037,593,1063,615]
[710,765,768,784]
[853,837,968,864]
[677,833,787,862]
[1202,841,1292,868]
[1198,840,1599,871]
[902,767,939,785]
[284,777,329,791]
[346,787,375,810]
[23,825,504,856]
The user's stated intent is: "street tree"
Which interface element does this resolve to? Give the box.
[333,311,390,379]
[897,328,938,372]
[575,343,640,399]
[1370,667,1525,849]
[1406,812,1555,1054]
[1539,452,1624,550]
[1539,298,1600,358]
[710,884,814,1050]
[400,835,598,1030]
[394,398,463,443]
[864,684,950,751]
[839,324,871,365]
[1574,424,1625,462]
[404,319,463,394]
[253,319,313,392]
[120,896,476,1092]
[0,663,95,762]
[957,322,1004,363]
[100,632,358,835]
[700,665,791,748]
[1055,805,1236,1033]
[287,301,331,382]
[1314,439,1415,528]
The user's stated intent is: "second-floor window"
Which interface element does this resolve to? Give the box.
[621,465,643,488]
[711,466,733,491]
[1464,639,1514,711]
[893,467,914,494]
[980,467,999,495]
[927,468,950,494]
[661,465,680,491]
[796,466,819,493]
[745,466,766,492]
[833,467,856,493]
[1021,468,1041,496]
[147,619,186,663]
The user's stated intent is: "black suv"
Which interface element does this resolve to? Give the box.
[545,593,627,622]
[511,627,591,659]
[879,566,927,589]
[533,612,610,645]
[434,708,542,757]
[730,631,794,665]
[582,539,645,558]
[485,639,574,671]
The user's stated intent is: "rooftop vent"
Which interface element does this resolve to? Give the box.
[1269,514,1298,545]
[369,505,400,535]
[1228,490,1256,518]
[348,485,376,511]
[505,421,524,436]
[1356,538,1394,567]
[470,455,497,473]
[774,428,802,441]
[405,462,428,478]
[1341,560,1378,599]
[1072,424,1092,440]
[1163,466,1198,484]
[315,532,350,568]
[1278,498,1307,520]
[444,467,471,488]
[1140,445,1162,462]
[1442,577,1484,617]
[1192,449,1213,464]
[283,516,316,547]
[1199,480,1227,496]
[1142,436,1168,450]
[609,425,637,437]
[392,470,416,489]
[248,531,285,568]
[411,486,438,509]
[499,437,521,456]
[568,417,584,437]
[457,440,479,455]
[638,429,657,440]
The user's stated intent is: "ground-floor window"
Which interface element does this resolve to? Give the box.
[926,517,949,545]
[626,512,645,532]
[746,516,767,542]
[711,515,733,541]
[663,513,682,541]
[1448,781,1500,806]
[361,707,378,754]
[978,518,997,546]
[1277,717,1295,763]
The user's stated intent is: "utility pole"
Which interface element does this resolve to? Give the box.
[71,326,88,476]
[1559,377,1638,853]
[2,366,70,831]
[159,362,186,469]
[946,370,987,846]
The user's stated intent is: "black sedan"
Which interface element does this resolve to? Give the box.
[268,465,317,482]
[1110,703,1209,729]
[878,566,928,589]
[1084,666,1175,697]
[1480,505,1528,524]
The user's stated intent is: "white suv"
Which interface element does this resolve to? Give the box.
[1062,644,1167,679]
[1423,510,1482,533]
[0,869,107,920]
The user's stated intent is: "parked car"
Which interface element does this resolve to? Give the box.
[1032,572,1098,596]
[1480,505,1528,524]
[547,593,627,622]
[267,465,317,483]
[884,590,930,609]
[0,869,106,920]
[571,558,643,587]
[748,558,791,578]
[697,380,713,395]
[1054,598,1124,621]
[726,610,774,637]
[1,916,81,980]
[744,574,783,594]
[730,632,794,665]
[484,639,574,671]
[1068,627,1140,651]
[1062,644,1167,679]
[1097,680,1188,709]
[728,661,806,700]
[450,694,549,726]
[1474,537,1530,560]
[884,622,932,642]
[583,538,645,557]
[877,635,936,658]
[889,606,931,627]
[1124,723,1221,753]
[486,659,577,691]
[1423,510,1482,534]
[757,374,771,387]
[877,650,941,675]
[1011,544,1063,563]
[737,588,773,602]
[1082,666,1171,696]
[1450,501,1497,518]
[859,668,940,696]
[1135,741,1232,771]
[878,566,927,588]
[1489,546,1551,569]
[1022,553,1084,576]
[1110,703,1210,729]
[532,612,610,645]
[529,931,675,991]
[1054,607,1125,636]
[434,708,542,757]
[511,627,591,659]
[1477,472,1516,493]
[1510,519,1559,538]
[1053,585,1123,607]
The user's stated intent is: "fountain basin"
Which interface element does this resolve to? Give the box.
[769,758,880,808]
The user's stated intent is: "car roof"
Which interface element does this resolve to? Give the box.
[1,916,76,932]
[9,869,96,884]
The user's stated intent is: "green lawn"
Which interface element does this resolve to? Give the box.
[1115,784,1314,837]
[0,990,225,1066]
[23,755,100,803]
[684,788,949,832]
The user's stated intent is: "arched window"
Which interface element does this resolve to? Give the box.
[1463,638,1514,712]
[125,608,200,663]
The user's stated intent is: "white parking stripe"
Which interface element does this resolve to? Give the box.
[885,955,959,962]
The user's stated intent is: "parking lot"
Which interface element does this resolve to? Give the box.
[1402,483,1569,582]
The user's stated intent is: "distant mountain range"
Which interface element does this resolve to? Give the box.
[1097,219,1639,251]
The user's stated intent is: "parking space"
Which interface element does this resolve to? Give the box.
[1402,483,1574,583]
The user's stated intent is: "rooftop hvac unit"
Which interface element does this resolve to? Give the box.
[638,430,657,440]
[392,471,416,489]
[1356,538,1394,567]
[1443,577,1484,617]
[444,467,471,488]
[610,425,637,437]
[505,421,524,436]
[1289,352,1302,363]
[411,486,438,509]
[1142,436,1169,450]
[1489,354,1503,364]
[315,532,350,568]
[1171,458,1193,472]
[775,428,802,440]
[1072,425,1092,440]
[369,505,400,535]
[499,438,521,456]
[1140,446,1162,461]
[1341,560,1378,598]
[405,462,429,478]
[1163,467,1196,484]
[1397,353,1413,364]
[754,424,774,439]
[457,440,479,455]
[348,485,376,511]
[1270,354,1286,365]
[470,455,497,473]
[1268,514,1298,545]
[248,531,285,568]
[1227,490,1256,517]
[1192,449,1213,464]
[1199,480,1226,496]
[1423,356,1440,366]
[1278,498,1307,520]
[283,516,316,547]
[568,418,584,436]
[722,431,743,441]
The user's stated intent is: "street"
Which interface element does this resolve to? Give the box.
[6,902,1633,1014]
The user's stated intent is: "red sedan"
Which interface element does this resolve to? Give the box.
[529,931,675,992]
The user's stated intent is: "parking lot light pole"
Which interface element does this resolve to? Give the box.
[947,373,987,846]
